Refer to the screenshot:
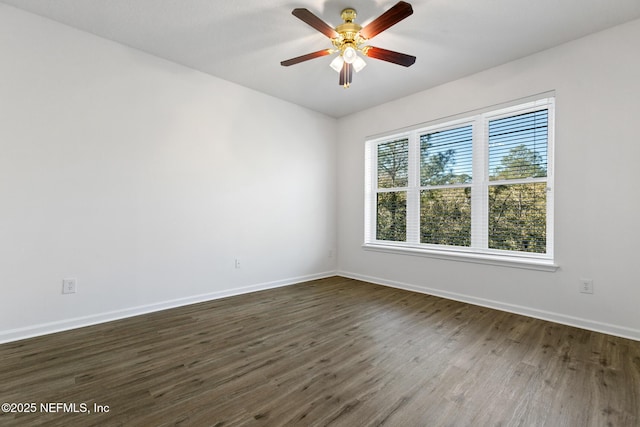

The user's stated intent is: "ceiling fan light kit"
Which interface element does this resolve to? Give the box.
[281,2,416,88]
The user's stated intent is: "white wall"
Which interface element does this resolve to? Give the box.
[0,5,337,342]
[337,18,640,340]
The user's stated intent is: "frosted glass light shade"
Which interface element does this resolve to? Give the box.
[343,46,357,64]
[330,55,344,72]
[353,56,367,72]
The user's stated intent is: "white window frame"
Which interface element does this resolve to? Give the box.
[363,96,557,271]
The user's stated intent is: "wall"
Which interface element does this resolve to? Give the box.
[0,5,337,343]
[337,18,640,340]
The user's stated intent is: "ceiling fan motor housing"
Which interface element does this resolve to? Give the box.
[335,8,365,55]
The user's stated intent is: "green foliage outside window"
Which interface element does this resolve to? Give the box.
[419,127,472,247]
[488,144,547,253]
[489,182,546,253]
[420,188,471,246]
[488,110,548,253]
[376,139,408,241]
[377,192,406,242]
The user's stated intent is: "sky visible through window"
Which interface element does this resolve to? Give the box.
[420,125,473,185]
[489,110,548,180]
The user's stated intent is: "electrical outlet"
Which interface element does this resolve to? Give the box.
[579,279,594,294]
[62,278,77,294]
[234,259,241,269]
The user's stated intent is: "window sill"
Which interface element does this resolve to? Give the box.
[362,243,559,272]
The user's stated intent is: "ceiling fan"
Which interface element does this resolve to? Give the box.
[281,1,416,88]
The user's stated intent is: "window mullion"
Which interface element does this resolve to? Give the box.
[406,131,420,244]
[471,117,488,249]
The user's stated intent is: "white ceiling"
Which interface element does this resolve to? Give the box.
[3,0,640,118]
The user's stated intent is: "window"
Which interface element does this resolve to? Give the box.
[376,138,409,242]
[420,125,473,247]
[364,97,555,270]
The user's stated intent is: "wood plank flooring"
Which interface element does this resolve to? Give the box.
[1,276,639,426]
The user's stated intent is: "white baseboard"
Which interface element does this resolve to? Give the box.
[0,271,337,344]
[338,271,640,342]
[5,270,637,344]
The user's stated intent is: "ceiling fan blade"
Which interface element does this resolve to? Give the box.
[359,1,413,40]
[339,62,353,87]
[292,8,339,39]
[364,46,416,67]
[281,49,333,67]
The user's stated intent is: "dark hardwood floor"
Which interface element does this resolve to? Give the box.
[1,276,639,426]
